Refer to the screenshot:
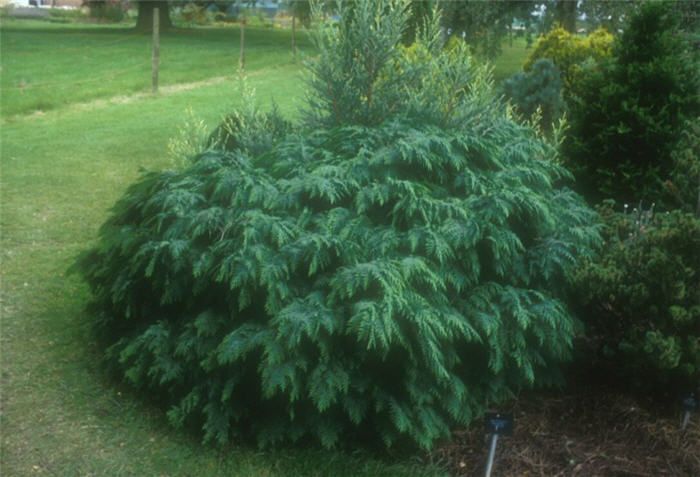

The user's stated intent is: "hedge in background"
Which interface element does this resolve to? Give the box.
[77,0,600,450]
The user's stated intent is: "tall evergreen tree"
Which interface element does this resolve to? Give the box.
[566,1,700,204]
[440,0,537,58]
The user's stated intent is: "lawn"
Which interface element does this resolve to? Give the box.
[491,36,530,83]
[0,18,529,476]
[0,19,313,117]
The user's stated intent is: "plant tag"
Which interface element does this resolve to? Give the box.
[485,413,513,435]
[682,396,697,412]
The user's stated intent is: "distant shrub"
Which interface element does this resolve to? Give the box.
[0,4,12,19]
[176,3,208,25]
[243,9,274,28]
[47,7,90,23]
[565,2,700,205]
[524,27,613,98]
[77,0,600,451]
[573,202,700,393]
[499,58,565,130]
[85,0,129,23]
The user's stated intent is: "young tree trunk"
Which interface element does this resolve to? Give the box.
[554,0,577,33]
[509,22,513,47]
[152,8,160,93]
[240,17,246,71]
[292,15,297,56]
[136,0,172,32]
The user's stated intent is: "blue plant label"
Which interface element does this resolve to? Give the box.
[682,396,697,412]
[485,413,514,435]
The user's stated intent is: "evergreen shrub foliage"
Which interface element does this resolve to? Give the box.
[565,2,700,205]
[524,26,613,99]
[210,105,293,157]
[78,0,600,450]
[499,58,565,131]
[665,118,700,214]
[573,203,700,393]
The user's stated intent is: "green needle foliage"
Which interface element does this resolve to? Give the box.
[573,203,700,394]
[499,58,565,131]
[565,1,700,205]
[78,0,600,450]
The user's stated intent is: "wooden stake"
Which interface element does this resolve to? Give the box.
[509,22,513,47]
[239,17,246,72]
[152,7,160,93]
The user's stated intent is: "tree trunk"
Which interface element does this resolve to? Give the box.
[292,15,297,56]
[152,8,160,93]
[509,23,513,47]
[240,18,246,71]
[554,0,577,33]
[136,1,172,32]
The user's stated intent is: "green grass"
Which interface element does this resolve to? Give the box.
[0,20,313,117]
[1,18,527,476]
[491,36,530,84]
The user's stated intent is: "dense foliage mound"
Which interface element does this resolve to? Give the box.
[78,0,600,450]
[573,203,700,394]
[566,2,700,205]
[499,58,565,131]
[524,26,613,99]
[666,117,700,214]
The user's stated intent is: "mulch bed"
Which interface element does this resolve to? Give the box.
[435,388,700,476]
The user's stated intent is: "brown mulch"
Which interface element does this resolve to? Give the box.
[434,388,700,476]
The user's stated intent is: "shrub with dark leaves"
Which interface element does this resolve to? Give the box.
[565,2,700,205]
[573,202,700,394]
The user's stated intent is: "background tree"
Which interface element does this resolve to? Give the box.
[440,0,536,58]
[531,1,576,35]
[85,0,173,31]
[84,0,128,23]
[523,26,613,100]
[578,0,641,32]
[289,0,312,26]
[135,0,173,32]
[288,0,312,54]
[668,0,700,33]
[552,0,577,32]
[565,1,700,205]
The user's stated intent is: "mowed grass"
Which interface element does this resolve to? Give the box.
[0,19,313,117]
[491,36,530,83]
[1,19,527,476]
